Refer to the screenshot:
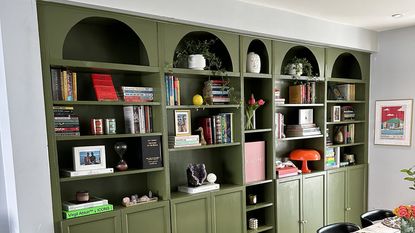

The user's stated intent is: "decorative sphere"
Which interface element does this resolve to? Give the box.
[207,173,217,184]
[193,94,204,106]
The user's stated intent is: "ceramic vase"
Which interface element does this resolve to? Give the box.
[246,52,261,73]
[287,63,303,76]
[188,54,206,70]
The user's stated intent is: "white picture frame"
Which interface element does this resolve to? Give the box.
[332,105,341,122]
[375,99,413,146]
[174,110,191,136]
[73,145,106,171]
[299,109,313,125]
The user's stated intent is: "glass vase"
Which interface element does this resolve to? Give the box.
[401,218,415,233]
[245,109,256,130]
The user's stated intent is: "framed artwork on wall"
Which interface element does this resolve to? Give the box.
[375,99,413,146]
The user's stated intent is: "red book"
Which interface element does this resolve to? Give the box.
[91,74,118,101]
[276,166,299,178]
[200,118,213,145]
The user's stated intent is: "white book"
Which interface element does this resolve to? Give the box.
[169,143,202,148]
[62,197,108,211]
[60,168,114,177]
[168,135,200,142]
[178,183,220,194]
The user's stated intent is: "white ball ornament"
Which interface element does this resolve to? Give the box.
[207,173,217,184]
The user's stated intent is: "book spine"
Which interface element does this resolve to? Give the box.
[50,68,60,101]
[63,204,113,219]
[169,76,174,106]
[72,72,77,101]
[62,70,68,101]
[165,75,169,105]
[177,77,181,105]
[123,106,135,134]
[67,71,73,101]
[211,116,216,144]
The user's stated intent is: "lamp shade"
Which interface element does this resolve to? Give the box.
[289,149,320,173]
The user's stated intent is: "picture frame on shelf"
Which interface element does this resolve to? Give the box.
[332,105,341,122]
[73,145,106,171]
[375,99,413,146]
[298,109,313,125]
[174,110,191,136]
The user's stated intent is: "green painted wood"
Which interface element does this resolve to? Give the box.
[326,168,347,224]
[121,201,170,233]
[346,165,367,226]
[276,177,302,233]
[166,68,240,77]
[61,210,121,233]
[302,172,325,233]
[56,133,163,141]
[166,104,240,109]
[53,101,161,106]
[325,48,370,81]
[212,188,245,233]
[50,59,160,73]
[241,36,272,74]
[247,225,273,233]
[246,202,273,212]
[60,168,164,182]
[170,194,212,233]
[168,142,241,152]
[276,75,325,82]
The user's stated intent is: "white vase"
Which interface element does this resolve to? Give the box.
[287,63,303,76]
[246,52,261,73]
[188,54,206,70]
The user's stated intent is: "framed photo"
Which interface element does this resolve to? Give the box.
[73,145,106,171]
[298,109,313,125]
[375,99,413,146]
[174,110,191,136]
[332,106,341,122]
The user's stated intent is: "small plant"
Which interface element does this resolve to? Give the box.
[401,166,415,190]
[284,56,313,77]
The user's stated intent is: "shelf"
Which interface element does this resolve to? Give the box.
[50,59,160,73]
[277,135,324,141]
[326,100,366,104]
[60,167,164,182]
[166,104,240,109]
[275,103,324,107]
[245,179,273,186]
[326,120,366,125]
[56,132,163,141]
[246,202,274,212]
[170,184,242,199]
[165,68,240,77]
[53,101,161,106]
[243,73,272,79]
[169,142,241,152]
[244,129,272,134]
[326,142,365,148]
[326,77,366,84]
[247,225,273,233]
[276,74,324,82]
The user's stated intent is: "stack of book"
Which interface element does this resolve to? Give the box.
[335,124,355,144]
[275,113,285,139]
[341,106,355,121]
[200,113,233,144]
[203,80,230,104]
[325,147,340,169]
[91,74,118,101]
[275,89,285,105]
[288,82,316,104]
[62,197,113,219]
[50,68,77,101]
[60,167,114,177]
[285,123,321,137]
[123,106,153,134]
[121,86,154,102]
[168,135,201,148]
[165,75,181,106]
[53,106,80,136]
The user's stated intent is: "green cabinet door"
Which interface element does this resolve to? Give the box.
[121,201,170,233]
[212,188,245,233]
[346,165,367,226]
[302,172,325,233]
[61,211,121,233]
[327,168,347,224]
[276,176,302,233]
[171,194,212,233]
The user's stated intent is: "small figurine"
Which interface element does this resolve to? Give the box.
[195,127,207,145]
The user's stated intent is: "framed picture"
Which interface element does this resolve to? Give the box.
[175,110,191,136]
[332,106,341,122]
[298,109,313,125]
[375,99,413,146]
[73,145,106,171]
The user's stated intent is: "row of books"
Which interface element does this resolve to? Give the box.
[168,135,201,148]
[325,147,340,169]
[335,124,355,144]
[275,113,285,139]
[121,86,154,102]
[62,196,113,219]
[165,75,181,106]
[285,123,322,137]
[53,106,80,136]
[203,80,231,104]
[200,113,234,144]
[288,82,317,104]
[329,84,356,101]
[51,68,77,101]
[123,106,153,134]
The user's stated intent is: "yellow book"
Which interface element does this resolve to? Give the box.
[61,70,68,101]
[72,72,77,101]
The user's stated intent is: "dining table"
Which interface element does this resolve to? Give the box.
[354,222,400,233]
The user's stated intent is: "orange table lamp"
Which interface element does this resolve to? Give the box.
[289,149,320,173]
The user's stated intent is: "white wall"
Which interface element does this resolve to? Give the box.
[369,26,415,210]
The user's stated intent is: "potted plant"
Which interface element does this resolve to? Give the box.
[394,167,415,232]
[175,39,222,71]
[284,57,313,77]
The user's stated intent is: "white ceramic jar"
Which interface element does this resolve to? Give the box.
[188,54,206,70]
[246,52,261,73]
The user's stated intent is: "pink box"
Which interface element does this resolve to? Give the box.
[244,141,265,183]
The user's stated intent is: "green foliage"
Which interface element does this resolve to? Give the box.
[401,167,415,190]
[174,39,223,71]
[284,56,313,77]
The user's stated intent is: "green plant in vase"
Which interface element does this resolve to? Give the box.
[245,94,265,130]
[284,56,313,77]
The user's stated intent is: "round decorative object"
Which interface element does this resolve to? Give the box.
[188,54,206,70]
[116,159,128,171]
[207,173,217,184]
[248,194,257,205]
[114,142,128,171]
[193,94,204,106]
[334,130,344,144]
[76,191,89,203]
[246,52,261,73]
[249,218,258,229]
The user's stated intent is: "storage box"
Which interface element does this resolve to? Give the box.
[244,141,265,183]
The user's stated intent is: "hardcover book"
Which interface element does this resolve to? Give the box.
[62,204,113,219]
[91,74,118,101]
[62,197,108,211]
[138,136,162,169]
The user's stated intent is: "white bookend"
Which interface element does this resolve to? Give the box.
[178,183,220,194]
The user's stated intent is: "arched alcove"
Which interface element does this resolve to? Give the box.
[173,31,233,71]
[247,39,269,74]
[332,53,362,79]
[281,46,320,76]
[63,17,149,65]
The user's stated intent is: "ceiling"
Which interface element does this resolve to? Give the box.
[237,0,415,31]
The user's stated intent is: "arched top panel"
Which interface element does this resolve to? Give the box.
[173,31,233,71]
[247,39,269,74]
[63,17,149,65]
[331,53,362,79]
[281,46,320,76]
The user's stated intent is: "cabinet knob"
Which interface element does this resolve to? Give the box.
[346,207,352,211]
[299,220,307,224]
[303,220,308,224]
